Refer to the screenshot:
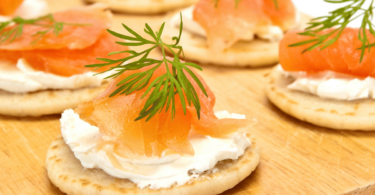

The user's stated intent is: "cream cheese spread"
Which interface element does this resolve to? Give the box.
[0,59,110,93]
[61,109,252,190]
[170,6,284,42]
[278,65,375,100]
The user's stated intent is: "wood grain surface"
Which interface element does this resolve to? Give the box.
[1,0,375,194]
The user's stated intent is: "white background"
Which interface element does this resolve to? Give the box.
[292,0,339,17]
[291,0,373,28]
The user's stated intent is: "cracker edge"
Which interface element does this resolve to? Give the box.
[266,67,375,131]
[46,132,260,195]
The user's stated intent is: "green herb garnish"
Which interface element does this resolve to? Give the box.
[290,0,375,62]
[0,14,91,44]
[86,13,208,122]
[272,0,279,9]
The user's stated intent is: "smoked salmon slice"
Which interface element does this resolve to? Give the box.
[0,4,110,50]
[263,0,297,30]
[75,62,248,157]
[0,4,128,77]
[193,0,296,51]
[0,0,24,16]
[18,32,127,76]
[280,28,375,78]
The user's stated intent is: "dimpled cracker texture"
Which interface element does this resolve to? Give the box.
[0,83,108,117]
[46,129,260,195]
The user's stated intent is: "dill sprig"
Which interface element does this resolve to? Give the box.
[272,0,279,9]
[86,13,208,122]
[290,0,375,62]
[0,14,90,44]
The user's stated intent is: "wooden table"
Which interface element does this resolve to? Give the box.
[1,0,375,194]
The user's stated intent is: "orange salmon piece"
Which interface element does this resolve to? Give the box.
[193,0,269,51]
[280,28,375,78]
[193,0,296,51]
[76,62,248,157]
[0,32,129,77]
[263,0,296,31]
[0,4,110,50]
[0,0,23,16]
[0,4,128,77]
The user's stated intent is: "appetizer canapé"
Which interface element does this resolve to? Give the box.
[267,28,375,130]
[162,0,309,67]
[266,0,375,131]
[0,4,129,116]
[46,19,260,195]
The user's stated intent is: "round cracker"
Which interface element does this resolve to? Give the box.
[0,83,108,117]
[46,132,260,195]
[162,25,279,67]
[266,67,375,131]
[161,13,311,67]
[83,0,199,14]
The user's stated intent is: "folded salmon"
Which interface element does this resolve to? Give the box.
[193,0,297,51]
[75,63,248,157]
[0,4,128,76]
[280,28,375,78]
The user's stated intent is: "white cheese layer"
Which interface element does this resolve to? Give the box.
[61,109,252,190]
[170,6,284,42]
[278,65,375,100]
[0,59,109,93]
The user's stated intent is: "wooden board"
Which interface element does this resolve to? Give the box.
[1,0,375,194]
